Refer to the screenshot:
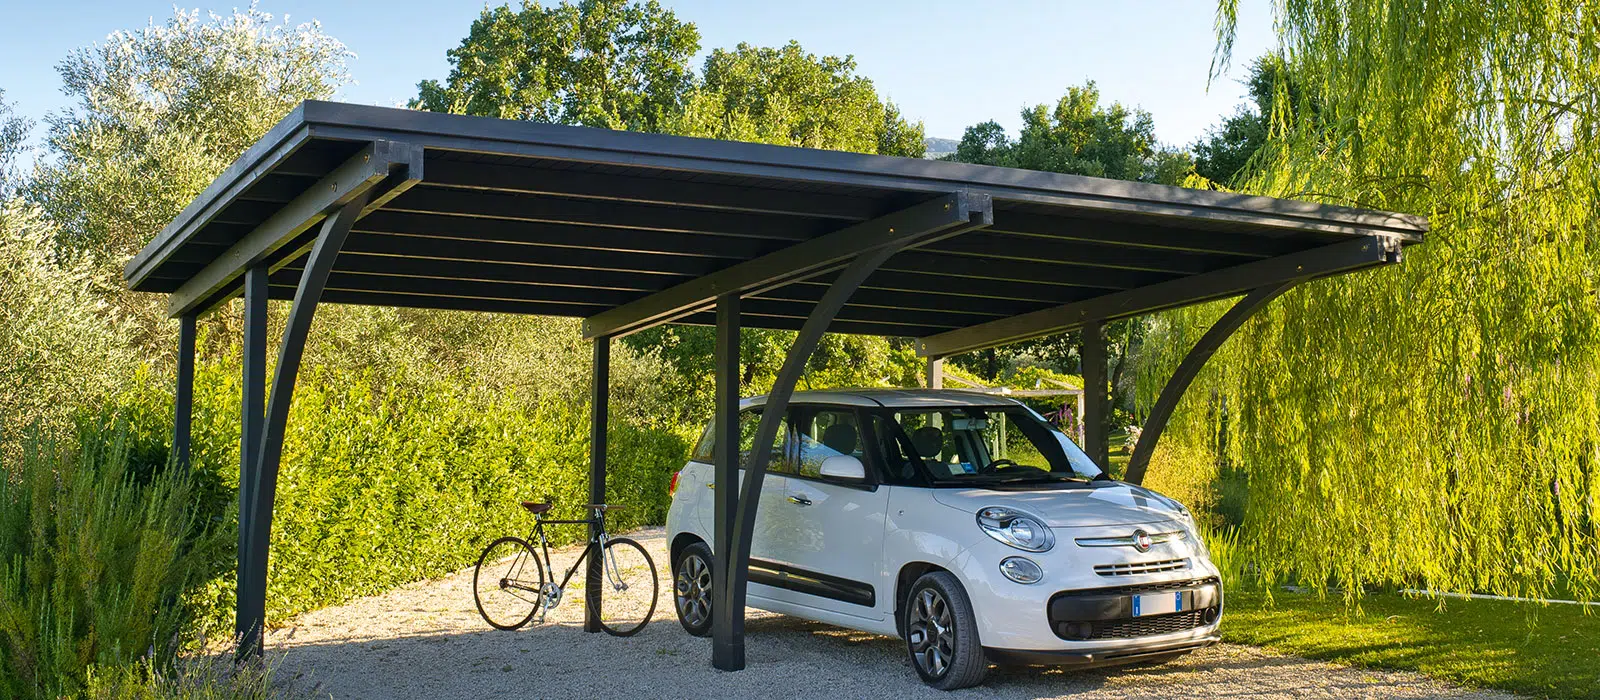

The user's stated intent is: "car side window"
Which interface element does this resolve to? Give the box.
[870,414,928,486]
[738,409,795,475]
[689,422,715,463]
[795,409,864,479]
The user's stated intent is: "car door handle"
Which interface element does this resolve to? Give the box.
[788,495,812,506]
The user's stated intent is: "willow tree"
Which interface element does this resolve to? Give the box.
[1139,1,1600,603]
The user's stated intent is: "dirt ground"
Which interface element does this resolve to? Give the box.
[267,528,1514,700]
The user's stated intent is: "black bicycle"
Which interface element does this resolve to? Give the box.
[472,500,658,636]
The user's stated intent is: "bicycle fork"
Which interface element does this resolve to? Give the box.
[599,532,629,593]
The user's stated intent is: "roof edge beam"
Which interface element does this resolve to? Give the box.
[165,140,424,318]
[580,190,994,340]
[915,235,1402,358]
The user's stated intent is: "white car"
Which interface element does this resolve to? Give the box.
[666,389,1222,690]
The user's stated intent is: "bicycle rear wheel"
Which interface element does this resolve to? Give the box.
[589,537,658,637]
[473,536,544,630]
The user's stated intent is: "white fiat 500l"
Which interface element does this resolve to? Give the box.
[665,390,1221,690]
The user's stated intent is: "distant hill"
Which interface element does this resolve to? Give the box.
[923,137,959,160]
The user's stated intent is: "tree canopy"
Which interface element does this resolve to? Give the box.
[0,90,27,200]
[671,41,924,156]
[27,8,349,267]
[947,82,1190,184]
[412,0,699,132]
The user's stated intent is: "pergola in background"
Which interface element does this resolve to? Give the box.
[126,101,1426,669]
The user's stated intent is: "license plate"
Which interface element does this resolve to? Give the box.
[1132,591,1183,617]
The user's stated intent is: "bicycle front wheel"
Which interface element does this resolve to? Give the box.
[473,536,544,631]
[590,537,658,637]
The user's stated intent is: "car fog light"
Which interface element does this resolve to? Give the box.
[998,556,1043,584]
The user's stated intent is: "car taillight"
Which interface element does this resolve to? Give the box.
[669,470,680,496]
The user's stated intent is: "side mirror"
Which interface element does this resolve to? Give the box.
[819,455,866,482]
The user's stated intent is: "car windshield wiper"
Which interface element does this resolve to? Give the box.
[960,471,1088,485]
[1013,472,1091,484]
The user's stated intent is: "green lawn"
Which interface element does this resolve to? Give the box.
[1222,590,1600,699]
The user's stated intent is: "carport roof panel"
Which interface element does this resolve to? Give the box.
[125,100,1427,338]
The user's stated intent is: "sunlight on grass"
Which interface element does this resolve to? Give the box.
[1223,591,1600,699]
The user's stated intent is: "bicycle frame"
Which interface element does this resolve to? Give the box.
[513,508,621,606]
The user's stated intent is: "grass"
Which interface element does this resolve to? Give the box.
[1222,590,1600,699]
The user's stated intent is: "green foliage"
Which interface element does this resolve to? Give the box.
[28,8,347,267]
[0,200,140,453]
[413,0,699,131]
[1190,56,1295,186]
[84,656,304,700]
[0,413,226,699]
[946,82,1190,184]
[1140,1,1600,603]
[672,41,924,156]
[151,311,691,623]
[247,360,689,620]
[0,89,29,199]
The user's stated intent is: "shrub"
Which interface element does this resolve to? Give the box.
[84,655,308,700]
[0,412,225,699]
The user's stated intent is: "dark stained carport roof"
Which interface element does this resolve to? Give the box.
[125,100,1426,353]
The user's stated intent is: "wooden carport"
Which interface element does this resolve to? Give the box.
[125,100,1426,669]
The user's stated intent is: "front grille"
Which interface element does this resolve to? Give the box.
[1085,609,1209,640]
[1094,558,1189,576]
[1048,577,1221,641]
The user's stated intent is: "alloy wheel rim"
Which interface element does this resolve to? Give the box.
[676,554,712,627]
[906,588,955,678]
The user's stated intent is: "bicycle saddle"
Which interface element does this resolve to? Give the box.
[520,501,552,515]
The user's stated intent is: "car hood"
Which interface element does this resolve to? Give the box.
[930,481,1187,528]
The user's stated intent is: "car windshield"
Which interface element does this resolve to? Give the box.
[872,405,1102,485]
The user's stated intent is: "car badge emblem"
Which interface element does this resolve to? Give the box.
[1132,530,1153,552]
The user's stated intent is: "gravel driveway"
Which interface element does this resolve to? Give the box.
[268,528,1511,700]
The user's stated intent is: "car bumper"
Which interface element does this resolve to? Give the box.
[951,529,1223,651]
[985,634,1219,668]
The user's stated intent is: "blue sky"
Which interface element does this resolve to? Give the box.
[1,1,1275,153]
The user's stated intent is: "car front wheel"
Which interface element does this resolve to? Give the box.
[673,541,714,637]
[904,571,988,690]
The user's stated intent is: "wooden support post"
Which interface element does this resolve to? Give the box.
[711,293,743,670]
[927,357,944,389]
[173,314,196,472]
[584,337,610,633]
[235,267,268,658]
[1081,320,1109,471]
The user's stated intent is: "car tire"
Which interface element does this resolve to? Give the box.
[903,571,988,690]
[673,541,715,637]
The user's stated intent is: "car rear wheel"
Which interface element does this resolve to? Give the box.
[673,541,714,637]
[904,571,988,690]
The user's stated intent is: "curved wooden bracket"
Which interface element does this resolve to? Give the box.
[1122,281,1298,485]
[235,189,371,659]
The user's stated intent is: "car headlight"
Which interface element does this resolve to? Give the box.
[976,507,1054,552]
[1174,503,1195,526]
[1170,502,1210,557]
